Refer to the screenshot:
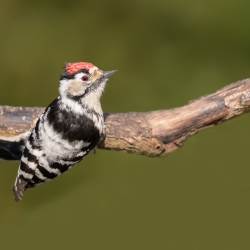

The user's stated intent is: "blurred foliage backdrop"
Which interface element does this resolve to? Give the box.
[0,0,250,249]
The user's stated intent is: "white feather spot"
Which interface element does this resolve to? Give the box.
[76,151,87,157]
[34,168,47,180]
[21,156,37,170]
[18,169,33,179]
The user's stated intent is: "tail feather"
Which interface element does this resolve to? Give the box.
[12,178,28,202]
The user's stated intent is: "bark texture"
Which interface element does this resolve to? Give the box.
[0,78,250,157]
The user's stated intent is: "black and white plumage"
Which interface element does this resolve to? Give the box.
[12,62,117,201]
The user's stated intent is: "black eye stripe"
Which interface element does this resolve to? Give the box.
[60,69,89,80]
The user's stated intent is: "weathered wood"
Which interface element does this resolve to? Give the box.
[0,106,42,136]
[0,78,250,158]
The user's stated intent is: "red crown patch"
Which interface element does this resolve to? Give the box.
[65,62,95,74]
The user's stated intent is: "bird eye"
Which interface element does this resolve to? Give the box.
[82,76,89,81]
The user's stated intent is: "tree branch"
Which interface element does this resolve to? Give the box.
[0,78,250,159]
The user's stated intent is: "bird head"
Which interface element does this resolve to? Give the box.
[59,62,117,101]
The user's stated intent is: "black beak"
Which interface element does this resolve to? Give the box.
[103,70,118,78]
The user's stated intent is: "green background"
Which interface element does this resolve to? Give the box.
[0,0,250,249]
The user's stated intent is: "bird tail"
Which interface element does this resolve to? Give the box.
[12,177,28,202]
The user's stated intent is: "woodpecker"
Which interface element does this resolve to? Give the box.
[12,62,117,202]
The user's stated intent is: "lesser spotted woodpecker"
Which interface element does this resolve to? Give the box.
[12,62,117,202]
